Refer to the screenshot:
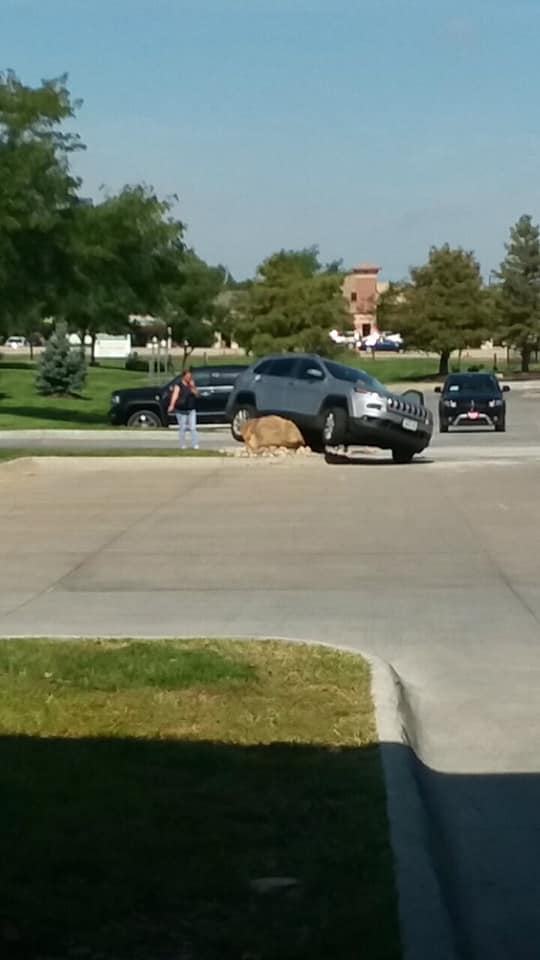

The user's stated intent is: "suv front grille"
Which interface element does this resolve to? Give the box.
[387,397,425,419]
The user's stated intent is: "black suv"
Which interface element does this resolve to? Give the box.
[435,373,510,433]
[109,364,248,428]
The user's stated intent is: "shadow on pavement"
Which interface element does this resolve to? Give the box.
[324,451,434,466]
[0,735,399,960]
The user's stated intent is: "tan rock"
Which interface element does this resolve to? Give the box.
[241,416,305,452]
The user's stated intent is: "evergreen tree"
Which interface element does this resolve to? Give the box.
[496,215,540,373]
[36,321,87,396]
[378,245,489,375]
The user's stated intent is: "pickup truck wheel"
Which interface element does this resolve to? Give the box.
[231,404,256,442]
[322,408,347,446]
[392,448,415,464]
[127,409,162,429]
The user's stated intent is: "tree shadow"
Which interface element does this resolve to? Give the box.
[2,405,107,426]
[0,736,399,960]
[0,360,36,371]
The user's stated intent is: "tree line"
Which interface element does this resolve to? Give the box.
[378,217,540,375]
[0,71,234,369]
[2,71,540,388]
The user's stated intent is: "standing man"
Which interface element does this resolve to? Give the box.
[168,368,199,449]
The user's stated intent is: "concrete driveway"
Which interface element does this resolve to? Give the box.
[1,451,540,958]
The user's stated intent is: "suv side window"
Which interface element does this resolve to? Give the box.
[296,359,325,380]
[254,359,275,375]
[209,369,244,385]
[266,358,298,378]
[191,370,210,387]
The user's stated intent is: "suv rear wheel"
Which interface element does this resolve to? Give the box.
[322,408,347,446]
[231,404,256,442]
[127,409,161,428]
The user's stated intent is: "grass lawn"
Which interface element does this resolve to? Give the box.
[0,448,225,463]
[4,352,532,431]
[0,361,151,429]
[0,638,400,960]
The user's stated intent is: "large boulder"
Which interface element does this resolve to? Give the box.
[241,416,305,452]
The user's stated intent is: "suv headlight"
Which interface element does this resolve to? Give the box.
[111,394,121,405]
[443,400,457,408]
[488,399,502,407]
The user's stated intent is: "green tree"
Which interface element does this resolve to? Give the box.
[378,245,489,375]
[234,246,347,355]
[0,71,82,338]
[163,252,228,361]
[60,187,185,363]
[495,215,540,373]
[36,320,87,395]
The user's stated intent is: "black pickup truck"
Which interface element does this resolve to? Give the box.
[109,364,248,428]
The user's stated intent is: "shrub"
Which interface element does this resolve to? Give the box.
[36,322,87,396]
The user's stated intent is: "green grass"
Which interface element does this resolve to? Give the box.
[0,361,151,429]
[0,447,225,463]
[0,638,400,960]
[5,351,532,431]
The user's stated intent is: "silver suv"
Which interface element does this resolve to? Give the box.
[226,354,433,462]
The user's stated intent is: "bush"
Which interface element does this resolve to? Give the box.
[36,322,87,396]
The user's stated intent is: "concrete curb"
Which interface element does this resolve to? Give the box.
[368,655,458,960]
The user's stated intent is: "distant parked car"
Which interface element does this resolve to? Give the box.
[435,373,510,433]
[109,364,248,428]
[359,337,402,353]
[226,353,433,462]
[4,336,29,350]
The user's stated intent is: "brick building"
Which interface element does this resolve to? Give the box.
[342,263,389,338]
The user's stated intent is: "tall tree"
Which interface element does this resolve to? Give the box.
[495,215,540,373]
[60,187,185,362]
[234,246,348,355]
[378,245,489,375]
[162,252,229,360]
[0,71,82,338]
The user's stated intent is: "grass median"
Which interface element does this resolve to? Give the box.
[0,447,225,463]
[0,638,400,960]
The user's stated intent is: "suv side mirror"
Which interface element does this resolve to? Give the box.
[502,384,510,392]
[434,386,442,393]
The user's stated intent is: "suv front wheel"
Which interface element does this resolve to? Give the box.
[231,404,256,442]
[322,408,347,446]
[392,447,415,464]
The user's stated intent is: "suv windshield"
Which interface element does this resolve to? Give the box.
[324,360,389,396]
[444,374,500,394]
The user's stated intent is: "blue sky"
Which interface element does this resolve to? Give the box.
[1,0,539,279]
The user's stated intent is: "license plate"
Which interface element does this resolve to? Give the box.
[467,412,480,420]
[402,417,418,432]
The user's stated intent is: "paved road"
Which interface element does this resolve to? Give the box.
[1,389,540,460]
[1,394,540,958]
